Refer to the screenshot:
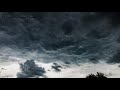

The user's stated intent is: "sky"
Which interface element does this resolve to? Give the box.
[0,12,120,78]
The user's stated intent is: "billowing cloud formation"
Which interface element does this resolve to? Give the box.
[17,60,46,78]
[0,12,120,64]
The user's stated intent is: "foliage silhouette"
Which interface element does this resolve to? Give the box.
[86,72,107,78]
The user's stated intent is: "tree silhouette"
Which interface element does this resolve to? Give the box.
[86,72,107,78]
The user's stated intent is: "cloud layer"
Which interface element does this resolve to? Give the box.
[0,12,120,64]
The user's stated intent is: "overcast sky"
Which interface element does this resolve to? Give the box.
[0,12,120,78]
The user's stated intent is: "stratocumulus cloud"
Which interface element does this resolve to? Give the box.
[0,12,120,78]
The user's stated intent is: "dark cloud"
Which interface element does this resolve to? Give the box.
[107,50,120,64]
[0,12,120,64]
[17,60,46,78]
[95,12,120,28]
[61,19,78,35]
[51,63,62,72]
[89,56,99,64]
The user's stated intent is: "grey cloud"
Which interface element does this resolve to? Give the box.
[0,12,120,64]
[17,60,46,78]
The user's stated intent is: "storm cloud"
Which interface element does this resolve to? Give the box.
[0,12,120,64]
